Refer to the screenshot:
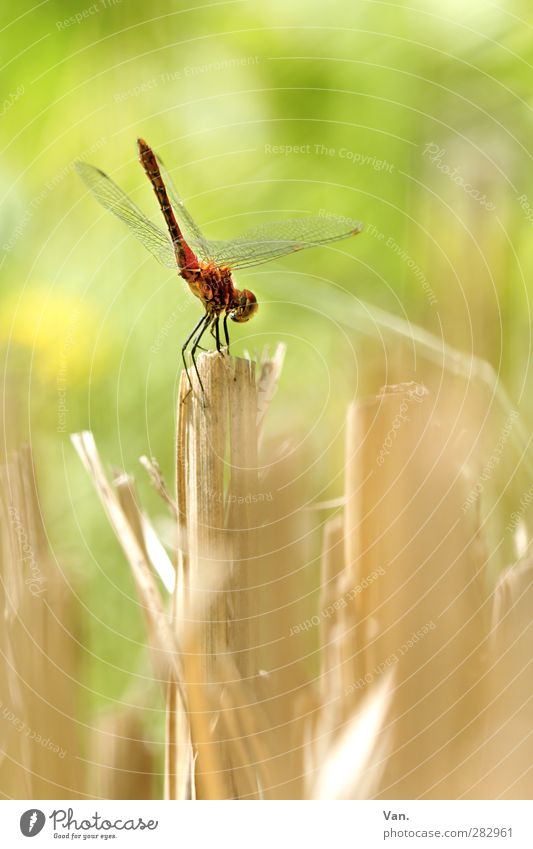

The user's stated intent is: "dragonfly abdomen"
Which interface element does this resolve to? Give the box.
[137,138,198,270]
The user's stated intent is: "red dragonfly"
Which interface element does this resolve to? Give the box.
[76,139,363,390]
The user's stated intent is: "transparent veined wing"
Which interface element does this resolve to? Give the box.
[75,161,177,269]
[204,215,364,270]
[153,151,211,260]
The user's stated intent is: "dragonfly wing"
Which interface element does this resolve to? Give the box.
[154,151,211,260]
[206,215,363,270]
[75,161,177,269]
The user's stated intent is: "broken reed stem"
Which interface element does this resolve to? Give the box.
[174,350,281,799]
[178,353,230,672]
[72,432,198,800]
[339,383,491,798]
[175,351,260,799]
[0,446,82,798]
[174,353,232,800]
[226,356,259,680]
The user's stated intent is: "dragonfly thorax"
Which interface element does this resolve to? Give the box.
[180,262,257,322]
[181,261,233,308]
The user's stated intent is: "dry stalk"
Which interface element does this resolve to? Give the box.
[338,383,491,798]
[71,432,197,800]
[0,446,82,798]
[463,556,533,799]
[173,349,283,799]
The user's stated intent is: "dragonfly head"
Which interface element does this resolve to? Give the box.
[230,289,258,323]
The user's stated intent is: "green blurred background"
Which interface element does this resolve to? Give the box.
[1,0,532,746]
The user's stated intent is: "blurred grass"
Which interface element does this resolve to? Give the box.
[1,0,532,719]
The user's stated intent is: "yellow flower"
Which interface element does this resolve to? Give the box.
[0,289,110,382]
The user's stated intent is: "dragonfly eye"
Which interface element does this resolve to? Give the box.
[230,289,258,323]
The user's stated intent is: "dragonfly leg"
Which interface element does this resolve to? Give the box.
[214,315,221,352]
[223,312,230,351]
[181,312,209,393]
[207,315,222,352]
[190,314,213,395]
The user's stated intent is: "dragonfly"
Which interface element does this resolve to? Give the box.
[75,138,363,391]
